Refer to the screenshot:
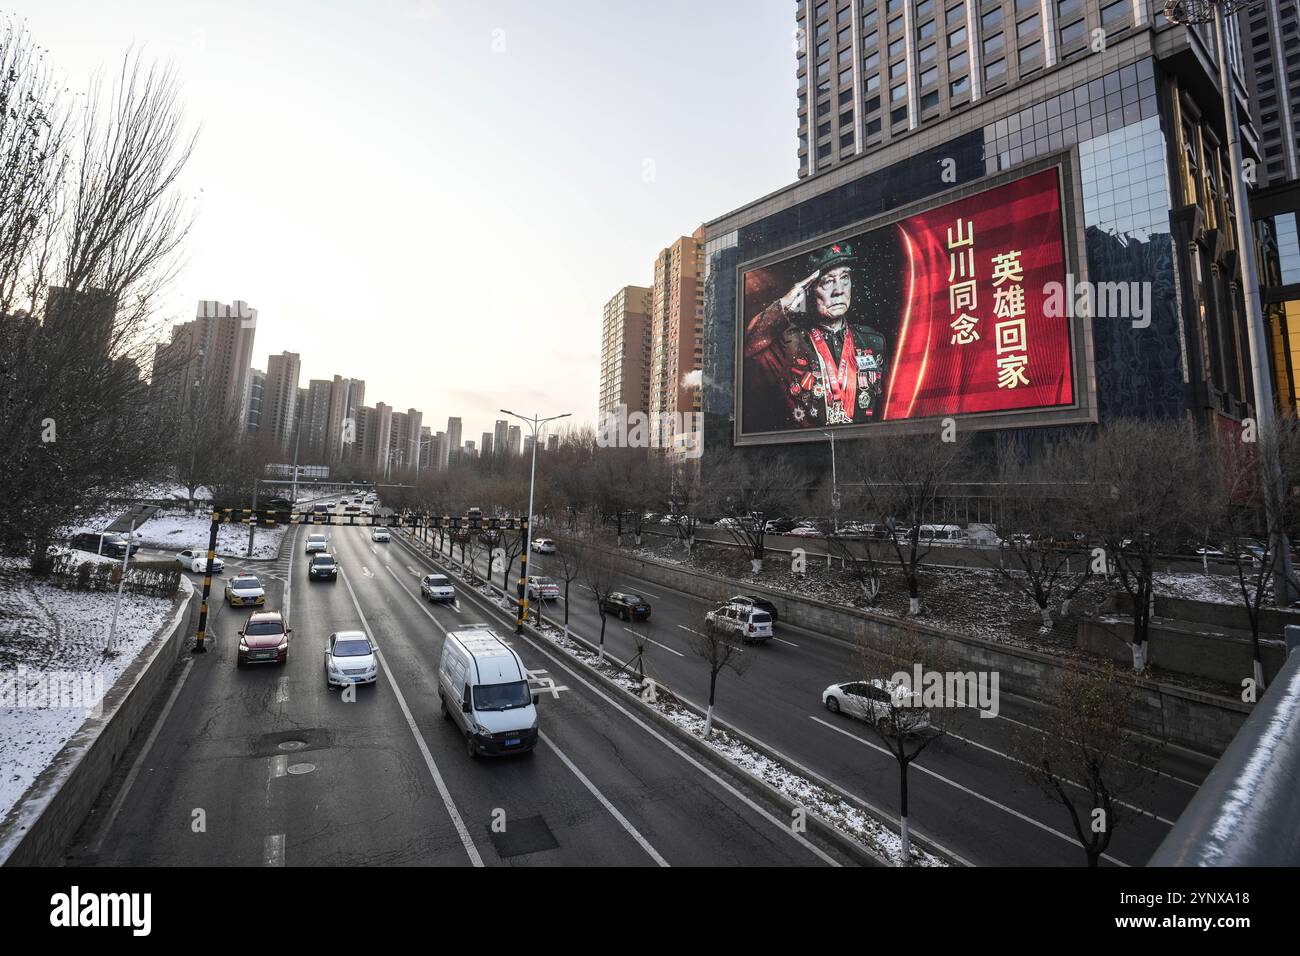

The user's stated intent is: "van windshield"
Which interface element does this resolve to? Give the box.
[473,680,531,711]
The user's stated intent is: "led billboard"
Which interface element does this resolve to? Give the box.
[736,166,1079,440]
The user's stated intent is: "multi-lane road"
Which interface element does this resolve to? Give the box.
[64,516,854,867]
[427,525,1214,867]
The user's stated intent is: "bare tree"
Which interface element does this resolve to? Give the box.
[825,531,883,606]
[1,30,197,567]
[551,538,584,640]
[986,437,1091,626]
[703,445,804,572]
[1012,661,1155,867]
[851,629,948,865]
[849,430,969,615]
[686,617,752,737]
[578,543,618,663]
[1060,419,1199,672]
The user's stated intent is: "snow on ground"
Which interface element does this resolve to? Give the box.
[408,531,944,866]
[1153,570,1247,606]
[0,557,180,822]
[134,509,285,561]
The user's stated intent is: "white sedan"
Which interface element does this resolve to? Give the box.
[822,679,929,734]
[371,527,390,542]
[530,538,556,554]
[177,549,224,574]
[324,630,378,687]
[527,576,561,601]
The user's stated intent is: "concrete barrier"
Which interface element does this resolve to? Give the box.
[1077,616,1287,685]
[0,576,197,866]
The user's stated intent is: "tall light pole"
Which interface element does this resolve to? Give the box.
[502,408,570,634]
[822,429,839,534]
[1165,0,1297,609]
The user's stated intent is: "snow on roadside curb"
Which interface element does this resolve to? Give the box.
[0,557,179,821]
[418,538,944,866]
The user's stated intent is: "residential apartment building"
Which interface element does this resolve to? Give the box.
[598,285,653,418]
[650,229,706,450]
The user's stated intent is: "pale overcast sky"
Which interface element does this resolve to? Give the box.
[6,0,797,442]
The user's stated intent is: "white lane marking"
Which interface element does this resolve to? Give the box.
[807,715,1128,866]
[276,676,290,705]
[540,730,669,867]
[387,531,838,864]
[361,566,373,578]
[625,587,662,600]
[370,545,378,555]
[270,755,288,779]
[623,626,685,657]
[407,565,420,576]
[939,726,1175,827]
[339,566,483,867]
[264,833,285,867]
[772,636,800,647]
[675,623,745,652]
[88,658,195,856]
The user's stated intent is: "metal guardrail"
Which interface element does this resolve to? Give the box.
[1149,628,1300,866]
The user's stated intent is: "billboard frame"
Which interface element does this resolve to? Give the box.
[731,150,1097,447]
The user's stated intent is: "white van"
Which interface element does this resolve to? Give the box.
[438,628,539,757]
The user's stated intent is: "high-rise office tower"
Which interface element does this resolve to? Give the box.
[507,424,521,456]
[598,285,653,418]
[1240,1,1299,187]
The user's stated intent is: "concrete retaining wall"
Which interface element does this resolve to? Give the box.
[592,545,1249,756]
[1077,617,1287,685]
[0,577,197,866]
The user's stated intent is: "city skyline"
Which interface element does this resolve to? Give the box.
[6,0,798,442]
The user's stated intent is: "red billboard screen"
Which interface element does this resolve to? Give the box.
[738,167,1072,437]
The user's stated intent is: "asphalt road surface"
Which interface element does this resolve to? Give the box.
[415,525,1212,867]
[65,519,853,867]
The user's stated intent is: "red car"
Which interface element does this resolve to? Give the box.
[237,610,291,666]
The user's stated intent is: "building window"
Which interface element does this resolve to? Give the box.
[818,39,831,57]
[921,90,940,112]
[817,20,830,38]
[817,60,831,77]
[1019,39,1042,65]
[890,16,904,35]
[887,0,903,12]
[984,33,1004,56]
[1017,13,1041,39]
[891,104,909,124]
[863,30,879,49]
[891,59,908,78]
[1058,0,1082,19]
[818,121,832,138]
[818,142,832,159]
[817,99,832,116]
[864,50,880,70]
[839,88,854,104]
[838,26,852,46]
[949,26,967,46]
[865,94,881,113]
[839,66,853,85]
[863,6,879,30]
[982,8,1003,31]
[840,130,855,148]
[985,57,1007,84]
[918,19,937,40]
[840,109,854,127]
[1101,0,1129,26]
[951,74,971,97]
[889,37,905,56]
[919,42,937,62]
[1060,18,1086,47]
[892,81,908,101]
[947,3,966,26]
[920,65,939,86]
[917,0,935,19]
[866,72,881,91]
[866,117,882,135]
[949,49,969,71]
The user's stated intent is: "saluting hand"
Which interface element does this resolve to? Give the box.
[779,270,820,315]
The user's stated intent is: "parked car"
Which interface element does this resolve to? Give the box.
[308,553,338,581]
[312,503,331,517]
[788,524,823,537]
[70,532,130,559]
[530,538,556,554]
[305,533,328,553]
[438,627,539,757]
[822,679,930,734]
[725,594,779,623]
[763,518,796,534]
[420,573,456,603]
[224,574,266,607]
[371,527,390,542]
[714,517,741,529]
[324,630,378,687]
[177,549,223,574]
[527,576,560,601]
[601,591,651,621]
[706,603,774,643]
[237,610,290,666]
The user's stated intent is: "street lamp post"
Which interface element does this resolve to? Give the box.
[502,408,570,634]
[822,429,840,534]
[1165,0,1297,610]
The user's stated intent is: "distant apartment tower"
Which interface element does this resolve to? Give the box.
[598,285,652,418]
[302,380,332,459]
[434,430,449,470]
[324,375,365,462]
[523,434,535,457]
[446,417,463,458]
[481,432,494,457]
[154,300,257,425]
[546,434,559,453]
[389,407,424,471]
[650,228,705,447]
[507,424,521,456]
[262,351,302,449]
[44,286,118,361]
[419,425,433,468]
[244,368,266,435]
[1240,1,1299,186]
[494,419,509,458]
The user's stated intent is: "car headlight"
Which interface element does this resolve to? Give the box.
[239,641,249,651]
[277,639,288,651]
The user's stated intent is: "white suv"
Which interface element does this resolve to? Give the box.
[305,533,328,553]
[705,604,773,643]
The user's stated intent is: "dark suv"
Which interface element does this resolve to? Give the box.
[601,592,651,621]
[308,553,338,581]
[70,532,130,558]
[726,594,779,623]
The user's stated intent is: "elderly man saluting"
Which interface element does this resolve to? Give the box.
[744,241,889,431]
